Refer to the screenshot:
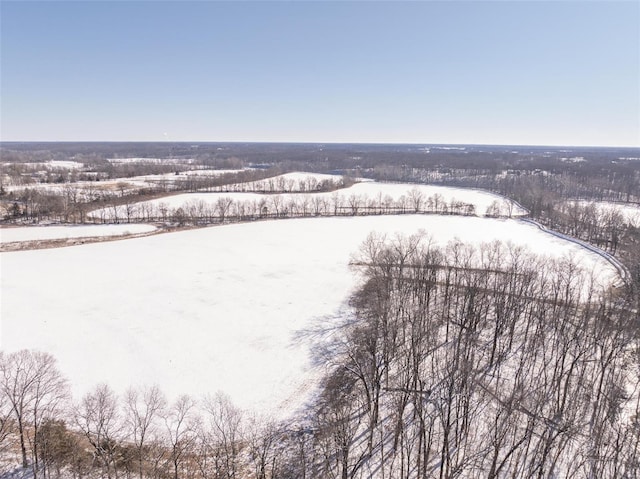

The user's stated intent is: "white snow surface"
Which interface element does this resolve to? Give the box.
[44,160,85,169]
[216,171,351,192]
[343,182,526,215]
[0,216,617,419]
[0,224,157,244]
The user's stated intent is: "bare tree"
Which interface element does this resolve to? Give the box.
[163,395,198,479]
[0,354,15,457]
[74,383,122,479]
[216,197,234,223]
[124,385,167,479]
[202,392,243,479]
[0,350,69,476]
[246,416,282,479]
[408,186,424,212]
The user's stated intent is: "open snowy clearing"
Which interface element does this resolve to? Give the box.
[0,224,157,244]
[1,215,618,419]
[90,181,527,220]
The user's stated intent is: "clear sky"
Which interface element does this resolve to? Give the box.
[1,0,639,146]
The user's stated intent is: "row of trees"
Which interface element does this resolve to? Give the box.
[89,190,514,226]
[0,351,293,479]
[199,176,351,194]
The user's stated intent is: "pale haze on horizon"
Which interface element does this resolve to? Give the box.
[1,0,638,147]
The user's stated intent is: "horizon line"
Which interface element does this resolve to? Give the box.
[1,140,639,149]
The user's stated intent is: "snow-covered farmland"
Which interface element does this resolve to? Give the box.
[0,215,618,419]
[90,181,527,221]
[0,224,156,244]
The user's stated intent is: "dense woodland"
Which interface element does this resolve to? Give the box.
[1,143,639,478]
[308,236,639,478]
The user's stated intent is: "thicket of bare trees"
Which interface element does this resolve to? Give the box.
[0,350,69,477]
[0,358,306,479]
[302,234,639,478]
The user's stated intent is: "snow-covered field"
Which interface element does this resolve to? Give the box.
[0,224,157,244]
[216,171,352,192]
[3,169,247,195]
[0,160,85,170]
[107,157,195,164]
[0,215,618,419]
[90,181,527,220]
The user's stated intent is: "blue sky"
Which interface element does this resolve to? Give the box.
[1,1,638,146]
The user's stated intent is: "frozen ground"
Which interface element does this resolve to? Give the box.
[0,224,157,244]
[0,215,618,419]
